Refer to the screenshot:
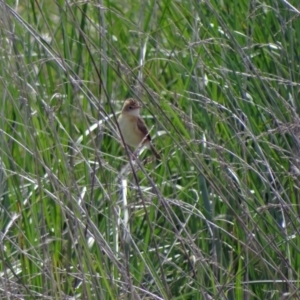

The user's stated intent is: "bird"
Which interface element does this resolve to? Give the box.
[117,98,161,160]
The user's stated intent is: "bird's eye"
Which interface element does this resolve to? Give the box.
[129,106,132,109]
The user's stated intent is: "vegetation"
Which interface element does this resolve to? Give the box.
[0,0,300,299]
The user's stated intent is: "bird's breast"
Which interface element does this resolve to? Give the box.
[117,115,144,147]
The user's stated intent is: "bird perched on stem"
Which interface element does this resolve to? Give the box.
[117,98,161,160]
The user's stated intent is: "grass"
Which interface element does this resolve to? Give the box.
[0,0,300,299]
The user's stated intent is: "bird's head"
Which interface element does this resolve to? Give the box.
[121,98,142,116]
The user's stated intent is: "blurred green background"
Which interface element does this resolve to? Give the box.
[0,0,299,299]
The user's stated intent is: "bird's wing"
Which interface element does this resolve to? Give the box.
[137,117,151,141]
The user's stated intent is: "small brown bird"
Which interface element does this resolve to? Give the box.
[117,98,161,159]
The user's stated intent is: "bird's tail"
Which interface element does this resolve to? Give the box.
[150,144,161,160]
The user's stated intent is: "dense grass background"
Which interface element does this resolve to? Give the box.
[0,0,300,299]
